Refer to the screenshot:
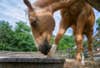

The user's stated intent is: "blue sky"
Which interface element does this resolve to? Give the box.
[0,0,100,35]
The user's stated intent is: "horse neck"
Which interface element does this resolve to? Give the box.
[33,0,60,8]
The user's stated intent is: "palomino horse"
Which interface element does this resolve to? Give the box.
[23,0,95,64]
[23,0,77,55]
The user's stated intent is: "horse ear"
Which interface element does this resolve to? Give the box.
[23,0,34,11]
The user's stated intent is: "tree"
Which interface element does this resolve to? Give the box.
[0,21,14,50]
[58,35,75,51]
[0,21,37,51]
[93,18,100,48]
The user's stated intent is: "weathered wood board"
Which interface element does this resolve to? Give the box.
[0,52,65,68]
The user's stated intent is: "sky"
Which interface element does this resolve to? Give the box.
[0,0,100,35]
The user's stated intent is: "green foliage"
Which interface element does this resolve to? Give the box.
[50,35,75,52]
[0,21,37,51]
[50,35,76,57]
[58,35,75,51]
[15,21,31,32]
[94,18,100,48]
[96,17,100,30]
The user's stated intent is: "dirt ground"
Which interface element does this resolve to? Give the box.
[64,59,100,68]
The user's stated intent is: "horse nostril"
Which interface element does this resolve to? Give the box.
[39,44,51,55]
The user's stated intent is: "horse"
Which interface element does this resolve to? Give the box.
[23,0,77,55]
[23,0,95,64]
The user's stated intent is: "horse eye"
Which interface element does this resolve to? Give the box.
[31,20,37,27]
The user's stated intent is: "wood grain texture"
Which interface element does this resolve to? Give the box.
[0,52,65,68]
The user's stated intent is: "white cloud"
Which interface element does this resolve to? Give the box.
[0,0,27,22]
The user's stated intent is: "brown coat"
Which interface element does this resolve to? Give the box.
[23,0,95,62]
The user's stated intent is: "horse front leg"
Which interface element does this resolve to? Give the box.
[48,19,68,57]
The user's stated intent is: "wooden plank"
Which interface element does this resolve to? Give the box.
[0,52,65,68]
